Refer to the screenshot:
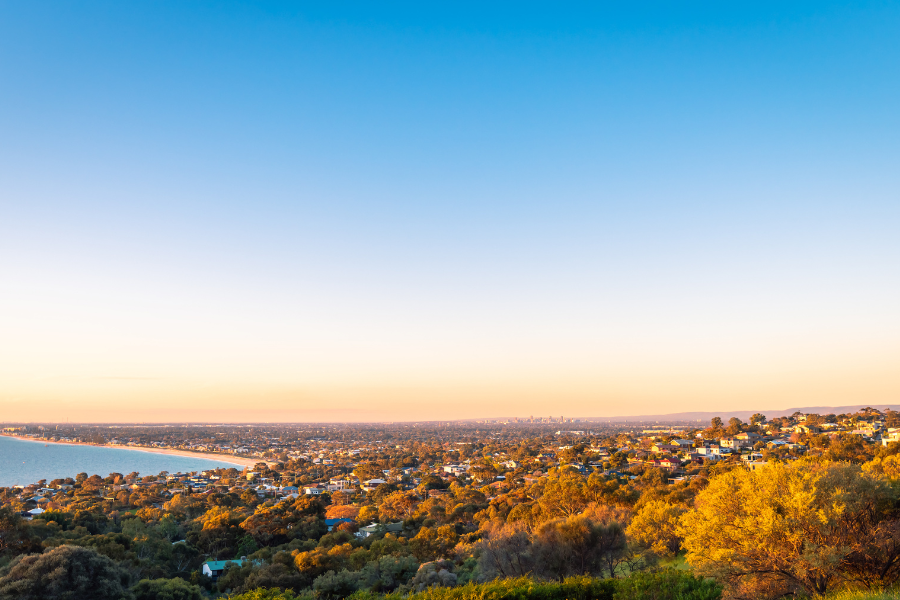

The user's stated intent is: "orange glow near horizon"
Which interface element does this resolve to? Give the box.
[3,335,898,422]
[2,261,899,422]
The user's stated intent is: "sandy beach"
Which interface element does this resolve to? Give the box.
[113,445,261,468]
[0,434,261,468]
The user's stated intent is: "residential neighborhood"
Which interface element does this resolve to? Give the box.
[2,407,899,598]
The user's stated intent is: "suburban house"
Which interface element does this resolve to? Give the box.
[882,429,900,446]
[325,518,355,531]
[650,443,678,453]
[696,446,723,459]
[655,457,682,471]
[356,522,403,538]
[794,424,822,435]
[202,558,247,578]
[329,476,359,489]
[362,478,387,491]
[718,438,749,450]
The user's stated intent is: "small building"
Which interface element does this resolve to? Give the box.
[356,522,403,538]
[882,430,900,446]
[325,518,355,531]
[362,478,387,491]
[202,558,246,578]
[696,446,722,457]
[651,443,678,453]
[656,457,682,471]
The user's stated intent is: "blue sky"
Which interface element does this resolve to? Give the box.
[1,2,898,421]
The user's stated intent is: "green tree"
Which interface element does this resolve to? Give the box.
[410,524,458,561]
[354,463,386,481]
[725,418,743,435]
[378,490,419,521]
[626,500,686,556]
[750,413,767,426]
[0,545,132,600]
[0,506,39,557]
[132,577,203,600]
[240,497,325,546]
[535,515,627,580]
[357,505,379,524]
[538,470,588,519]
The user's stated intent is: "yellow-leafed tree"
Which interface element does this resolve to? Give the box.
[680,459,900,598]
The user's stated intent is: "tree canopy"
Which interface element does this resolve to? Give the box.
[681,459,900,597]
[0,545,132,600]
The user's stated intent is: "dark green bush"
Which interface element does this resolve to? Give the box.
[133,577,204,600]
[0,545,132,600]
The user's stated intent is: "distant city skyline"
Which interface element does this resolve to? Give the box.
[1,2,898,422]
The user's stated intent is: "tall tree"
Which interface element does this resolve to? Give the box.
[681,460,900,598]
[0,507,39,557]
[627,500,687,556]
[750,413,767,426]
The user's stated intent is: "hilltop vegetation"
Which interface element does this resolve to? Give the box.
[2,410,900,599]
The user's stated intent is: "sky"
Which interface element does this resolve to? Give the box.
[1,2,899,422]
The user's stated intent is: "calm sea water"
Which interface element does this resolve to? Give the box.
[0,435,241,487]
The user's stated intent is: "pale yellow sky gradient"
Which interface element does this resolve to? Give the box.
[2,260,898,422]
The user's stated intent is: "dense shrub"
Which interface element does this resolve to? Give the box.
[230,576,617,600]
[613,570,722,600]
[230,572,722,600]
[132,577,204,600]
[0,545,132,600]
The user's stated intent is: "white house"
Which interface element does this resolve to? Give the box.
[882,429,900,446]
[696,446,722,459]
[356,522,403,539]
[362,478,387,491]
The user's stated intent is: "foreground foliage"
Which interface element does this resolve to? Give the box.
[681,459,900,598]
[229,571,720,600]
[4,412,900,599]
[0,544,132,600]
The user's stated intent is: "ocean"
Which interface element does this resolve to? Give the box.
[0,435,242,487]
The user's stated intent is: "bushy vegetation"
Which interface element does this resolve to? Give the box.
[4,410,900,599]
[229,571,719,600]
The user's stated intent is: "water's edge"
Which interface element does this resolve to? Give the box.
[0,435,240,487]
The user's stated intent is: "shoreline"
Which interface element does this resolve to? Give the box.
[0,433,261,468]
